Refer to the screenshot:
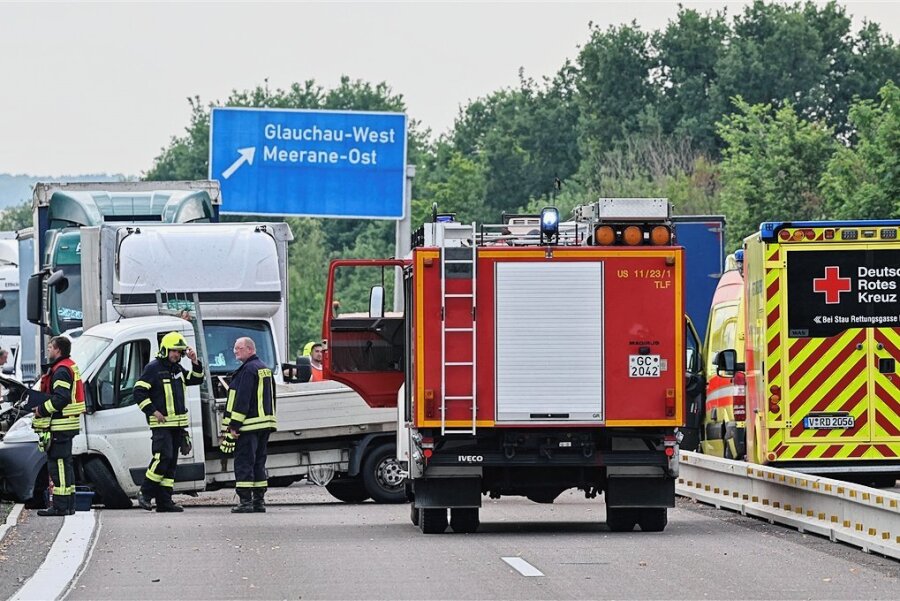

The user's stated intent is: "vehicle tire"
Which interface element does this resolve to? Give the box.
[420,508,448,534]
[606,507,638,532]
[638,508,668,532]
[525,489,563,504]
[83,458,132,509]
[23,467,48,509]
[361,444,406,504]
[410,503,420,526]
[325,479,370,503]
[450,508,479,533]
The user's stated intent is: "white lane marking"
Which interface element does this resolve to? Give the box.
[0,503,25,544]
[502,556,544,577]
[10,510,97,601]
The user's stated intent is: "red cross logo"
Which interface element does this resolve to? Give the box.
[813,266,852,304]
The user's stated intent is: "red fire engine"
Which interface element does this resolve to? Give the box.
[323,198,693,534]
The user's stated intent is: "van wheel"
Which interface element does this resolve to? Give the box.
[638,508,668,532]
[450,508,479,533]
[361,444,406,504]
[606,507,638,532]
[23,466,48,509]
[83,458,132,509]
[420,508,447,534]
[325,479,370,503]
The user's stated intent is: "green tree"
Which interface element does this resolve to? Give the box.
[654,7,729,155]
[576,22,657,185]
[717,98,838,246]
[0,201,31,231]
[821,81,900,219]
[711,1,899,139]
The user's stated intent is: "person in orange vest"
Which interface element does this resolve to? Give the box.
[309,342,324,382]
[23,336,85,516]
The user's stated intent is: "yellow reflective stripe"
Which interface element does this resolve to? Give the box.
[230,411,247,422]
[136,381,152,390]
[162,379,175,417]
[252,481,268,488]
[32,416,51,430]
[62,402,85,416]
[257,370,266,422]
[235,482,254,488]
[49,417,81,431]
[43,399,56,414]
[160,478,174,488]
[58,459,66,491]
[190,370,203,378]
[53,380,71,389]
[138,399,152,410]
[145,453,162,481]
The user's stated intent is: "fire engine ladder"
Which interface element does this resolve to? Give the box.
[440,222,478,435]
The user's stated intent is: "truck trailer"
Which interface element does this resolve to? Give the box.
[323,199,702,533]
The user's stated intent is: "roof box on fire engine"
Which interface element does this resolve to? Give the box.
[105,223,287,318]
[576,198,670,222]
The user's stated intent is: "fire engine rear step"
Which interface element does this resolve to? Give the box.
[440,222,478,436]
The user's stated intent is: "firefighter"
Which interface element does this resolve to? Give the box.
[219,337,276,513]
[135,331,204,512]
[23,336,84,516]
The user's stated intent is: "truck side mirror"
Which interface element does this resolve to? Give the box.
[46,269,69,293]
[369,286,385,319]
[714,349,744,378]
[27,272,46,326]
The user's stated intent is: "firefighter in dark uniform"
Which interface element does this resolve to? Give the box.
[135,331,204,512]
[219,336,276,513]
[24,336,85,516]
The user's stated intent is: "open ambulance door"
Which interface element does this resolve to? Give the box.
[322,259,410,408]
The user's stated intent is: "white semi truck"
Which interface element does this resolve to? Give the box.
[0,221,403,507]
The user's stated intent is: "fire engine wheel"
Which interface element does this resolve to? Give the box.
[637,508,668,532]
[410,503,420,526]
[450,508,480,534]
[83,458,133,509]
[325,479,370,504]
[605,507,638,532]
[420,508,448,534]
[361,444,406,504]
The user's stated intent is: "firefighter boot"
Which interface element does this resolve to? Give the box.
[66,493,77,515]
[231,489,254,513]
[155,490,184,513]
[252,488,267,513]
[37,505,68,517]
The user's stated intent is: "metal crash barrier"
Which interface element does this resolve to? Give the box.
[676,451,900,560]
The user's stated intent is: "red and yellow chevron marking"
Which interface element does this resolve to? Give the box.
[872,328,900,443]
[765,245,783,404]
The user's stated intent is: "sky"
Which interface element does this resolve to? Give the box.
[0,1,898,177]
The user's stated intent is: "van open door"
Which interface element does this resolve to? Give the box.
[322,259,410,408]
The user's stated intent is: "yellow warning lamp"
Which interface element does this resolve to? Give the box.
[650,225,671,246]
[622,225,643,246]
[594,225,616,245]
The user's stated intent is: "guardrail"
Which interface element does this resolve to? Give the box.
[676,451,900,560]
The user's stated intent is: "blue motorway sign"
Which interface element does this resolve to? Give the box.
[209,107,407,218]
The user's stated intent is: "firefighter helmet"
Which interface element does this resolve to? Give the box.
[159,331,189,357]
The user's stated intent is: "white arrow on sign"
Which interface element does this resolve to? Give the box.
[221,147,256,180]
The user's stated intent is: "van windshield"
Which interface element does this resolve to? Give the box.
[201,321,276,374]
[71,334,113,372]
[0,290,20,336]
